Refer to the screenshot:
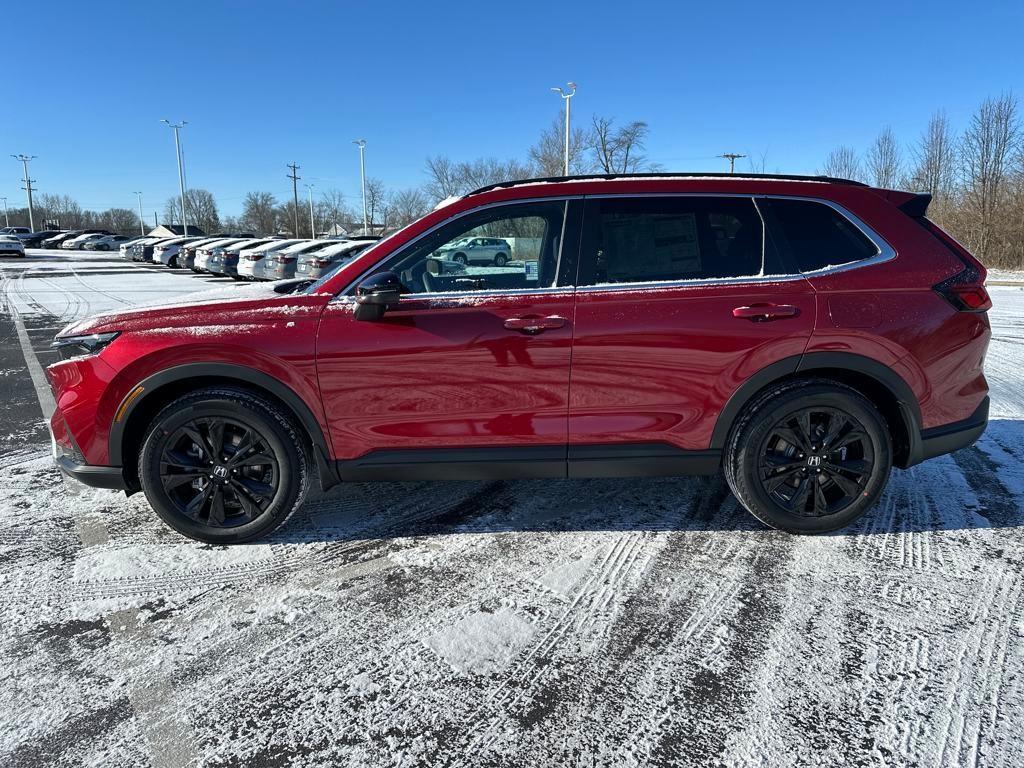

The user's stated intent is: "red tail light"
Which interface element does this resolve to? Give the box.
[278,256,296,263]
[934,265,992,312]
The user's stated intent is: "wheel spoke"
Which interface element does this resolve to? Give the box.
[208,419,226,460]
[233,452,276,468]
[162,470,205,491]
[228,429,255,464]
[208,486,226,526]
[763,453,804,470]
[236,476,275,500]
[765,467,802,494]
[824,468,863,498]
[787,475,812,512]
[821,414,851,449]
[826,458,871,476]
[230,482,263,517]
[181,425,214,459]
[797,411,814,448]
[813,479,829,515]
[774,426,810,453]
[161,448,204,470]
[184,483,213,520]
[832,429,868,450]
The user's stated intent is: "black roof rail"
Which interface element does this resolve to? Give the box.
[466,171,868,197]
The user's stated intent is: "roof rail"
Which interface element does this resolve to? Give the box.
[467,171,868,197]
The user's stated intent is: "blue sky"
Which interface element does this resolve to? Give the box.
[3,0,1022,218]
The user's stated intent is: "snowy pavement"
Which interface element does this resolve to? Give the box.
[1,251,1023,767]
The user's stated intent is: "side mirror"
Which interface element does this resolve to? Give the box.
[354,270,404,321]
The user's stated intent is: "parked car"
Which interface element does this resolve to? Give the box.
[83,234,133,251]
[62,233,104,250]
[153,236,209,267]
[437,236,512,266]
[121,236,160,259]
[263,240,337,281]
[294,239,376,280]
[133,236,182,262]
[0,226,31,236]
[41,231,80,249]
[236,239,306,280]
[208,239,277,277]
[0,235,26,257]
[19,229,63,248]
[179,235,255,271]
[47,172,991,544]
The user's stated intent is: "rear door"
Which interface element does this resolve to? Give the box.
[567,194,816,476]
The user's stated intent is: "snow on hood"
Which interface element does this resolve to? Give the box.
[58,281,332,337]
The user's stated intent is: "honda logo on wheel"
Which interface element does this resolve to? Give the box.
[806,456,822,467]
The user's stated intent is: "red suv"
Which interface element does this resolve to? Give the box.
[46,173,991,543]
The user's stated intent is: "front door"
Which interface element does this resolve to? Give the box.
[567,194,816,476]
[316,199,580,480]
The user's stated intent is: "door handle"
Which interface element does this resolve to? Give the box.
[732,304,800,321]
[504,315,567,334]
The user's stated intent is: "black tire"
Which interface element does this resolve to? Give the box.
[97,244,109,251]
[168,255,179,268]
[452,252,468,264]
[724,380,892,534]
[494,253,508,267]
[139,387,309,544]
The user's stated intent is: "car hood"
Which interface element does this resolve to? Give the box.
[58,280,330,337]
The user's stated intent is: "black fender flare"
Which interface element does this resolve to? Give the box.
[109,362,338,487]
[709,351,923,464]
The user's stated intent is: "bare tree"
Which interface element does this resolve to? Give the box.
[529,112,592,176]
[866,127,902,188]
[389,188,432,228]
[423,156,532,202]
[240,191,278,235]
[821,146,863,181]
[36,194,83,229]
[364,177,389,234]
[163,189,220,233]
[908,111,958,200]
[960,93,1021,260]
[590,116,652,173]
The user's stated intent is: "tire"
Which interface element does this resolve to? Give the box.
[168,256,179,269]
[724,379,892,534]
[452,253,468,264]
[97,244,109,251]
[494,253,509,267]
[139,387,309,544]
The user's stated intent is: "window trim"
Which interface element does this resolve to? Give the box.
[574,193,895,293]
[336,196,583,300]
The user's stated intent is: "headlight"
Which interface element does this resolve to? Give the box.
[51,332,120,360]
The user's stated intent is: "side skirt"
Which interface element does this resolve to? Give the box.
[334,444,722,483]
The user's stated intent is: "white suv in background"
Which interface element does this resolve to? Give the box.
[437,236,512,266]
[236,239,305,280]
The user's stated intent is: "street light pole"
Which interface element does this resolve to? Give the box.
[306,184,316,238]
[1,197,8,228]
[12,155,37,230]
[134,192,145,235]
[549,82,577,176]
[353,139,367,235]
[161,120,189,235]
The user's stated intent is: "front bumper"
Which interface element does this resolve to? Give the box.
[50,417,126,490]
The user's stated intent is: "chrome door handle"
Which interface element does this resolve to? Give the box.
[732,304,800,321]
[503,315,567,334]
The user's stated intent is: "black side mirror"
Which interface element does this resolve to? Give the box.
[354,270,404,321]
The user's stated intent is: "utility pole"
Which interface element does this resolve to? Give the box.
[134,192,145,235]
[306,184,316,238]
[352,140,367,235]
[1,197,8,228]
[161,120,189,235]
[286,162,301,236]
[718,153,746,174]
[154,212,158,228]
[12,155,37,230]
[550,83,577,176]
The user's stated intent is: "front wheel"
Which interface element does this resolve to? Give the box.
[452,253,468,265]
[724,380,892,534]
[493,253,508,267]
[139,388,309,543]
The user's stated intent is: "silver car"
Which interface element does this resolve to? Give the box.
[236,239,306,280]
[295,240,374,280]
[437,236,511,266]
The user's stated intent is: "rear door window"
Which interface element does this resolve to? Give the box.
[578,196,776,285]
[764,198,879,273]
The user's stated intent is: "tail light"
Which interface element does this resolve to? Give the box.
[278,256,296,264]
[310,259,331,267]
[934,265,991,312]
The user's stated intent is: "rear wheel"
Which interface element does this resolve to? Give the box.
[494,253,509,266]
[724,380,892,534]
[139,388,309,544]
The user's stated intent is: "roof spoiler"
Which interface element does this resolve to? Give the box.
[894,192,932,219]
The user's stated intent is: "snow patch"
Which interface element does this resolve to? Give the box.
[73,542,275,582]
[423,608,535,674]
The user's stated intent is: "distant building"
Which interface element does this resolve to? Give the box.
[146,224,206,238]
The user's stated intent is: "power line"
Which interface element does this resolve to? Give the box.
[12,155,37,230]
[286,162,301,236]
[717,153,747,174]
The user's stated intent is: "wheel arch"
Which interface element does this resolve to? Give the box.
[710,352,922,468]
[110,363,338,493]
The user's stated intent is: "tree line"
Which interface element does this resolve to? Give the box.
[822,93,1024,269]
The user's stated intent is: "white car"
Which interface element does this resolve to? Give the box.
[195,238,259,272]
[121,236,161,259]
[236,239,306,280]
[83,234,132,251]
[0,235,26,257]
[153,236,210,267]
[62,232,109,250]
[295,239,374,279]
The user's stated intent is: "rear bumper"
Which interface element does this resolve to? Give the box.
[912,396,989,466]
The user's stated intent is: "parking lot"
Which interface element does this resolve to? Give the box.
[2,249,1023,766]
